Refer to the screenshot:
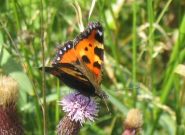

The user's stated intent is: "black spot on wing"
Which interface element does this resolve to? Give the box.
[82,55,91,64]
[89,43,92,47]
[94,47,103,60]
[93,61,101,69]
[75,59,80,65]
[85,47,88,51]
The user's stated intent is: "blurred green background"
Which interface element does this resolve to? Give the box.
[0,0,185,134]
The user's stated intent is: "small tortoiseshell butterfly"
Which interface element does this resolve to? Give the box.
[42,22,107,99]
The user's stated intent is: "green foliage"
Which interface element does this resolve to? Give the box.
[0,0,185,134]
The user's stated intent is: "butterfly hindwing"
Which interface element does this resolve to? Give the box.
[44,63,96,96]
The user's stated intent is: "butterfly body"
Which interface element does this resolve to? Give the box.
[42,22,106,98]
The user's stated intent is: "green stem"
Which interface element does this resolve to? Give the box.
[40,0,47,134]
[147,0,154,92]
[132,1,137,107]
[55,80,60,124]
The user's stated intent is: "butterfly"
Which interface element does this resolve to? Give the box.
[41,22,107,99]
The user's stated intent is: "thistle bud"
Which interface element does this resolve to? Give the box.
[0,75,23,135]
[122,109,143,135]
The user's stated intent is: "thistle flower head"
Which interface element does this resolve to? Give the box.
[0,75,19,107]
[59,92,99,125]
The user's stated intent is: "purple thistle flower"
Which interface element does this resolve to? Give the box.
[59,92,99,125]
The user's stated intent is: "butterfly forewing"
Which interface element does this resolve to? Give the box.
[74,27,104,82]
